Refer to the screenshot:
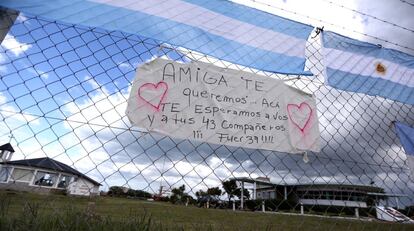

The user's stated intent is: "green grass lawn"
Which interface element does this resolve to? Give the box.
[0,191,412,231]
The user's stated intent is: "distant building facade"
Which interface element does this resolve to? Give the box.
[0,143,101,196]
[230,176,402,219]
[232,177,389,206]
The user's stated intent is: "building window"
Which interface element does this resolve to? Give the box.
[11,168,34,182]
[0,167,11,182]
[0,150,12,161]
[34,171,57,187]
[270,191,275,199]
[57,175,71,188]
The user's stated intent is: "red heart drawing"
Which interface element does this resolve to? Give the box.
[287,102,312,132]
[137,81,168,110]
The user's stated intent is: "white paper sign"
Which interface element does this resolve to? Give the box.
[126,58,320,153]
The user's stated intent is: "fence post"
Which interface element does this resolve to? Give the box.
[262,200,265,212]
[241,181,244,210]
[86,202,96,217]
[253,182,256,200]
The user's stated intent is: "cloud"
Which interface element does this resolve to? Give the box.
[59,78,264,191]
[1,11,412,205]
[56,76,414,202]
[37,70,49,79]
[0,92,48,161]
[117,62,133,70]
[0,92,40,127]
[0,32,33,73]
[235,0,414,55]
[25,67,50,79]
[15,14,29,24]
[0,53,6,72]
[1,34,32,56]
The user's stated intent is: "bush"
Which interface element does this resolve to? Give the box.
[126,189,152,199]
[154,196,170,202]
[404,206,414,217]
[245,200,262,211]
[107,186,125,197]
[50,189,67,196]
[107,186,152,199]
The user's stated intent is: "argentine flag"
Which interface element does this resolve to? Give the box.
[322,31,414,105]
[0,0,313,75]
[394,122,414,178]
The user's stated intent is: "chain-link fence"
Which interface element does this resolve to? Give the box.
[0,5,413,231]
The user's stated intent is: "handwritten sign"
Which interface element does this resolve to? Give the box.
[126,59,320,153]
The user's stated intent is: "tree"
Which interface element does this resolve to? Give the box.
[107,186,126,197]
[170,184,190,204]
[127,189,152,198]
[207,187,222,196]
[222,180,250,201]
[107,186,153,199]
[234,188,250,200]
[222,180,238,202]
[171,184,185,197]
[195,189,207,199]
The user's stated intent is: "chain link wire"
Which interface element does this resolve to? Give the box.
[0,7,414,230]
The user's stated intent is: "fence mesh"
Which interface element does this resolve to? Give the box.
[0,5,414,231]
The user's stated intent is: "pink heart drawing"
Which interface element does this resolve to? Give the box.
[287,102,312,132]
[137,81,168,110]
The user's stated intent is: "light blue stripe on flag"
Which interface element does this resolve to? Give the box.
[322,31,414,105]
[395,122,414,156]
[394,122,414,177]
[326,68,414,105]
[0,0,313,75]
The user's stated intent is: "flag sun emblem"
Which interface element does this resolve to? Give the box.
[375,62,386,75]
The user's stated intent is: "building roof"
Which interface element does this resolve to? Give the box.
[230,177,276,186]
[294,183,385,194]
[231,177,385,194]
[0,143,14,153]
[0,157,101,186]
[366,192,408,197]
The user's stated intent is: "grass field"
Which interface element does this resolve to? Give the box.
[0,191,413,231]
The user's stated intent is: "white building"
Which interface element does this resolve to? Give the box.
[0,143,101,196]
[231,176,411,221]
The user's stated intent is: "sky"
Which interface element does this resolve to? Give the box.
[235,0,414,55]
[0,0,414,207]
